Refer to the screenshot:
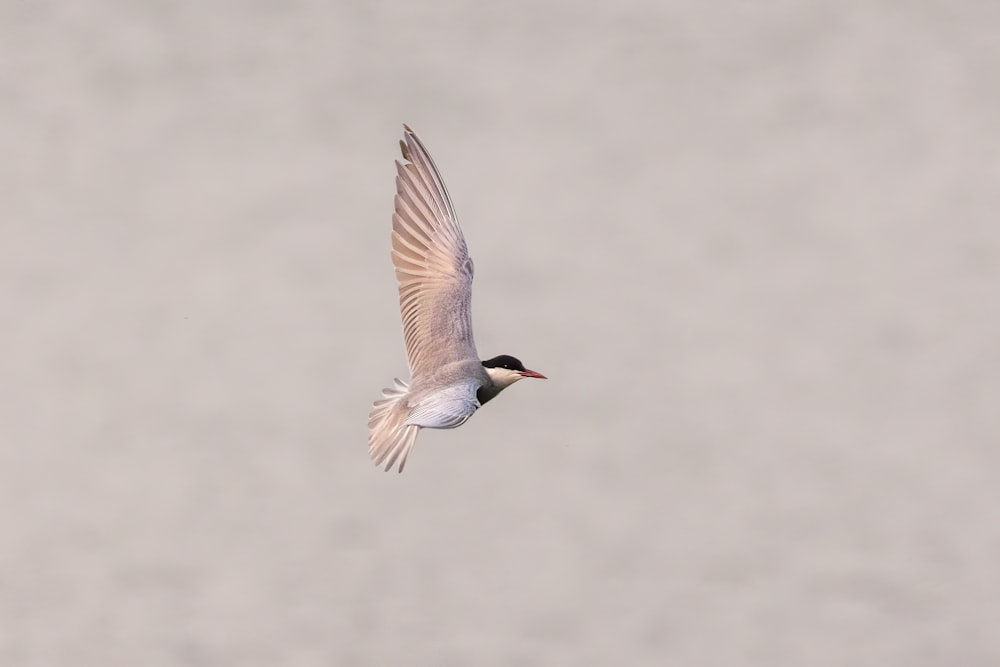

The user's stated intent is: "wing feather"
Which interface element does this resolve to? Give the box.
[391,126,477,379]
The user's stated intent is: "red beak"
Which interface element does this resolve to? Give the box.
[519,369,547,379]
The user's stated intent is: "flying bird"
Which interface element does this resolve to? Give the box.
[368,125,546,472]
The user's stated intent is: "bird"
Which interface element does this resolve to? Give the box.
[368,125,546,472]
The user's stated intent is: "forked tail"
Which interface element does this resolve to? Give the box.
[368,378,420,473]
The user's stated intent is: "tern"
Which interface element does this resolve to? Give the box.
[368,125,546,472]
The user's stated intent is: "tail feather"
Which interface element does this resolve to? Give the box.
[368,378,421,473]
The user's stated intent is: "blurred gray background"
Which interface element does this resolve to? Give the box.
[2,1,999,665]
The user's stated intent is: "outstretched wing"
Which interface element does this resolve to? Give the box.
[391,125,478,380]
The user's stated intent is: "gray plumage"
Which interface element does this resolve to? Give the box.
[368,126,545,473]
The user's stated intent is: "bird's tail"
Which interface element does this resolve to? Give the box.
[368,378,420,473]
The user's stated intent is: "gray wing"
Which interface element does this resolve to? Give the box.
[404,382,481,429]
[392,125,478,380]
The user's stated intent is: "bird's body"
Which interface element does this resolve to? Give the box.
[368,126,545,472]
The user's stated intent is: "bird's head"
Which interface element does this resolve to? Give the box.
[482,355,547,389]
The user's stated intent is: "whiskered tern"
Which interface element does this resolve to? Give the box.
[368,125,546,472]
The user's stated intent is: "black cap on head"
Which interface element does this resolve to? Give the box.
[481,355,526,372]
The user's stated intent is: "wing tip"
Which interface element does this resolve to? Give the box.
[400,124,417,160]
